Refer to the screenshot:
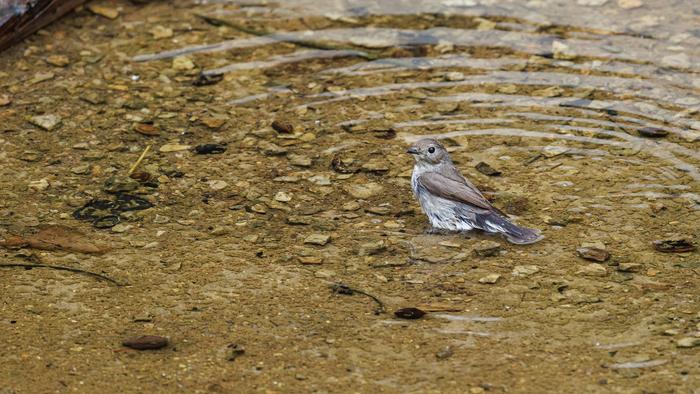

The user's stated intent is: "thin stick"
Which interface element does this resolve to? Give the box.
[128,145,151,176]
[195,14,378,60]
[330,283,386,314]
[0,263,124,286]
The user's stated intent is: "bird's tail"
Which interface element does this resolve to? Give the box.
[477,212,544,245]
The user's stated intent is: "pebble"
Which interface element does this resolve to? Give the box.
[259,141,287,156]
[542,145,569,157]
[552,41,576,60]
[444,71,465,81]
[288,154,312,167]
[122,335,168,350]
[46,55,70,67]
[342,201,360,211]
[512,265,540,277]
[194,144,226,155]
[475,162,501,176]
[436,346,454,360]
[88,3,120,19]
[472,240,502,257]
[208,180,228,190]
[71,164,90,175]
[638,127,668,138]
[172,56,195,71]
[111,223,131,233]
[617,263,641,272]
[676,337,700,348]
[344,183,384,199]
[274,191,292,202]
[0,94,10,106]
[153,214,170,224]
[358,240,386,256]
[576,264,607,277]
[304,234,330,246]
[308,175,331,186]
[29,114,62,131]
[200,117,226,129]
[159,144,191,153]
[249,204,267,214]
[271,120,294,134]
[210,226,229,236]
[29,71,54,84]
[150,25,173,39]
[134,123,160,136]
[103,176,139,194]
[479,273,501,284]
[28,179,50,191]
[577,247,610,262]
[394,307,426,319]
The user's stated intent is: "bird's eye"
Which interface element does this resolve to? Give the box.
[428,146,435,153]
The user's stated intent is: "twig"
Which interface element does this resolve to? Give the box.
[330,283,386,315]
[128,145,151,176]
[0,263,124,286]
[194,14,378,60]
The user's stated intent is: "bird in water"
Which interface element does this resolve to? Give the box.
[407,138,543,245]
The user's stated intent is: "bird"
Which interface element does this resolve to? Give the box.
[407,138,543,245]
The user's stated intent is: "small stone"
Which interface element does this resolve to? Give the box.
[512,265,540,277]
[436,346,454,360]
[637,127,668,138]
[394,308,426,319]
[298,256,323,265]
[274,191,292,202]
[662,329,679,336]
[172,56,195,71]
[159,143,191,152]
[29,114,62,131]
[444,71,465,81]
[211,226,229,236]
[617,0,642,9]
[577,247,610,262]
[617,263,641,272]
[71,164,90,175]
[304,234,330,246]
[358,240,386,256]
[271,120,294,134]
[29,71,54,84]
[542,145,569,157]
[28,179,50,191]
[134,123,160,136]
[552,41,576,60]
[194,144,226,154]
[308,175,331,186]
[153,214,170,224]
[366,206,390,215]
[342,201,360,211]
[259,141,287,156]
[653,239,696,253]
[0,94,10,106]
[475,162,501,176]
[200,117,226,129]
[577,264,607,277]
[344,183,383,199]
[88,3,120,19]
[287,216,311,225]
[103,176,139,194]
[208,180,228,190]
[676,337,700,348]
[150,25,173,39]
[479,273,501,284]
[111,223,131,233]
[122,335,168,350]
[46,55,70,67]
[288,154,312,167]
[473,240,502,257]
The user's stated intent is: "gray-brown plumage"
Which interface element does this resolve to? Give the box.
[407,138,543,245]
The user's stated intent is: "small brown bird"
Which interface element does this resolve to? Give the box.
[407,138,543,245]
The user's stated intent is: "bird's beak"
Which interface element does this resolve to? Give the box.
[406,147,419,155]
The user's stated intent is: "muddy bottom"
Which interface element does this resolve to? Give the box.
[1,0,699,392]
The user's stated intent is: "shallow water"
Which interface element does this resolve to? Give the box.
[1,0,699,392]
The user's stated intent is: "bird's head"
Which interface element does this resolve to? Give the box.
[406,138,450,165]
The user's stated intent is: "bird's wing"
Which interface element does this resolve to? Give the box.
[417,171,503,214]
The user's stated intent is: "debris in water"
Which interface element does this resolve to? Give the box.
[394,307,426,319]
[122,335,169,350]
[653,239,696,253]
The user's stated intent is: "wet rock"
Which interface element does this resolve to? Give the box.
[288,154,312,167]
[552,41,576,60]
[436,346,454,360]
[88,3,120,19]
[103,176,139,194]
[134,123,160,136]
[46,55,70,67]
[358,240,386,256]
[577,264,608,277]
[150,25,173,39]
[478,273,501,284]
[473,240,502,257]
[159,143,191,153]
[617,263,641,272]
[274,191,292,202]
[475,162,501,176]
[122,335,168,350]
[637,127,668,138]
[394,308,426,319]
[29,114,61,131]
[28,179,50,191]
[577,247,610,262]
[259,141,287,156]
[653,239,696,253]
[304,234,330,246]
[342,201,361,211]
[344,183,383,199]
[172,56,195,71]
[512,265,540,277]
[194,144,226,154]
[207,180,228,190]
[271,120,294,134]
[677,337,700,348]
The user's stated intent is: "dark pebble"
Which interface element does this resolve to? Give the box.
[638,127,668,138]
[192,72,223,86]
[394,307,426,319]
[475,162,501,176]
[271,120,294,134]
[194,144,227,154]
[653,239,696,253]
[122,335,169,350]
